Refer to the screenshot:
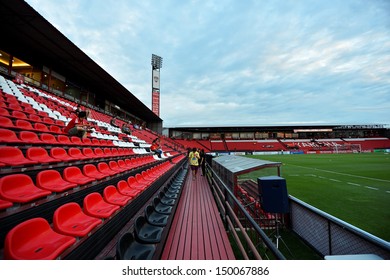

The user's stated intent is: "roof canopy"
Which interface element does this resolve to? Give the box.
[0,0,162,124]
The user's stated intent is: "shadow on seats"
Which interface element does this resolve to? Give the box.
[116,232,156,260]
[134,215,164,244]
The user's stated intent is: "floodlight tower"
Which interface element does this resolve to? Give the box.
[151,54,163,117]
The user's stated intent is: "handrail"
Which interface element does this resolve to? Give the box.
[290,196,390,252]
[207,164,286,260]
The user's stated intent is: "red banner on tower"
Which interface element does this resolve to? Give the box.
[152,90,160,116]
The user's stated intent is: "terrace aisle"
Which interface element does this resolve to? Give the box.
[161,171,235,260]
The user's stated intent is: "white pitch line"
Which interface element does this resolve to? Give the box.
[365,186,379,191]
[347,182,361,186]
[329,178,341,182]
[289,164,390,183]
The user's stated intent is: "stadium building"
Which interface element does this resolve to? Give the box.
[0,0,389,261]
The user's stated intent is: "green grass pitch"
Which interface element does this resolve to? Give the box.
[243,153,390,241]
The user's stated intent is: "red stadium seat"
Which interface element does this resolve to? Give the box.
[28,114,42,123]
[50,147,75,161]
[82,164,107,180]
[91,138,100,146]
[53,202,102,237]
[23,107,36,115]
[63,166,95,185]
[103,147,112,157]
[55,119,65,127]
[83,192,120,219]
[0,198,13,210]
[42,117,55,125]
[97,162,116,176]
[36,170,78,192]
[103,185,133,206]
[127,175,146,190]
[4,217,76,260]
[49,125,64,134]
[68,147,88,160]
[108,160,126,174]
[124,158,136,169]
[82,137,92,145]
[16,119,36,131]
[0,174,51,203]
[0,146,38,166]
[0,107,10,116]
[0,116,15,128]
[37,111,49,118]
[117,159,131,171]
[93,148,105,158]
[70,136,83,145]
[39,133,59,144]
[8,103,23,111]
[0,128,22,143]
[19,131,43,144]
[82,148,99,159]
[117,179,140,197]
[11,110,28,120]
[57,135,72,145]
[26,147,61,164]
[111,148,119,157]
[141,170,156,183]
[33,122,50,133]
[135,173,151,188]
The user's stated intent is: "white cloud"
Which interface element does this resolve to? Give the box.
[25,0,390,126]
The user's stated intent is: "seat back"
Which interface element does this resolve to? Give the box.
[19,131,42,143]
[0,173,51,203]
[0,147,38,166]
[97,162,114,175]
[83,163,98,175]
[57,135,72,144]
[68,147,85,159]
[83,192,101,209]
[63,166,85,180]
[53,202,82,225]
[103,185,117,200]
[26,147,52,162]
[70,136,82,145]
[4,217,76,260]
[0,128,21,143]
[36,169,64,188]
[50,147,69,159]
[117,180,129,192]
[82,148,95,158]
[53,202,102,237]
[16,119,35,130]
[40,133,58,144]
[34,122,49,132]
[116,232,134,260]
[0,116,15,128]
[94,148,104,157]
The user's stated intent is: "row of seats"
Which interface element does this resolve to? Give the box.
[0,158,165,210]
[116,169,187,260]
[3,162,175,259]
[0,116,64,134]
[0,146,153,168]
[0,107,65,127]
[1,79,168,155]
[0,128,117,147]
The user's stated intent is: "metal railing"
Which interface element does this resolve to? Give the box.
[206,164,285,260]
[290,196,390,259]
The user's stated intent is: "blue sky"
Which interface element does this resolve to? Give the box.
[25,0,390,127]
